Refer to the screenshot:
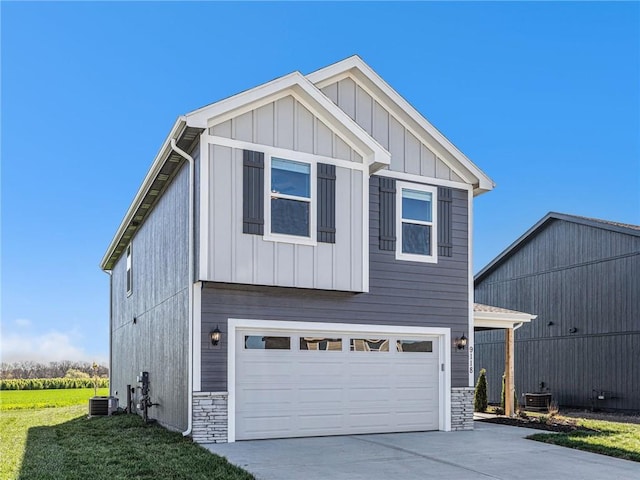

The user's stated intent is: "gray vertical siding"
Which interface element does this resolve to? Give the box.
[111,163,190,431]
[474,219,640,410]
[200,176,470,392]
[321,79,465,183]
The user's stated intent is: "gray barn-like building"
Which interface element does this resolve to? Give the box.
[474,213,640,411]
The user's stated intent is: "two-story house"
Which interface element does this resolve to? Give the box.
[101,56,498,443]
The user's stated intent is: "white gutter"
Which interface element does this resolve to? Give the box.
[513,322,525,331]
[170,137,195,437]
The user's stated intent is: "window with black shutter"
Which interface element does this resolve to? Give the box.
[317,163,336,243]
[438,187,453,257]
[378,177,396,251]
[242,150,264,235]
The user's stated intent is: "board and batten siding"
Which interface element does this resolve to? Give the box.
[474,219,640,410]
[111,163,190,431]
[321,78,464,182]
[202,95,365,291]
[200,176,470,392]
[209,95,363,163]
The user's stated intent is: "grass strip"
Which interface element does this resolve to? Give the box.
[528,418,640,462]
[1,405,254,480]
[1,388,109,410]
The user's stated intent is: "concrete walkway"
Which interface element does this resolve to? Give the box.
[204,422,640,480]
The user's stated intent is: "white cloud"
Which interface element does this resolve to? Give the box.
[0,330,106,364]
[14,318,32,328]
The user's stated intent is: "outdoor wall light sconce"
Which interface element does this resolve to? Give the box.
[547,321,554,326]
[210,326,222,346]
[455,333,467,350]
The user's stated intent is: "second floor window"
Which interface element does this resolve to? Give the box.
[396,182,437,263]
[269,158,312,238]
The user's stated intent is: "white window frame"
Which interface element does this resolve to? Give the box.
[126,244,133,296]
[264,154,317,246]
[395,181,438,263]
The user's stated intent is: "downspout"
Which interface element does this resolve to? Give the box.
[105,270,112,396]
[170,137,195,437]
[513,322,524,331]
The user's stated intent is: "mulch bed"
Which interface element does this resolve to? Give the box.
[477,416,592,433]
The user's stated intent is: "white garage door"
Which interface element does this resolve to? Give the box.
[234,327,440,440]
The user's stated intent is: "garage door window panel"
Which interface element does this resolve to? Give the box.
[397,340,433,352]
[300,337,342,351]
[350,339,389,352]
[244,335,291,350]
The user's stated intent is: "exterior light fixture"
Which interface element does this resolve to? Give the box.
[455,333,467,350]
[210,326,222,346]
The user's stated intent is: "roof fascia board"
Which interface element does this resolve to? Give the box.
[185,71,391,173]
[475,211,640,284]
[474,213,555,284]
[548,212,640,238]
[100,117,187,270]
[307,56,495,193]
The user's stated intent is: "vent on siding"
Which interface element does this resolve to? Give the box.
[438,187,453,257]
[379,177,396,251]
[317,163,336,243]
[242,150,264,235]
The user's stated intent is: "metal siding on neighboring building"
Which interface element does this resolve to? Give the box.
[110,163,190,431]
[474,218,640,410]
[200,176,469,392]
[204,97,366,291]
[321,79,465,183]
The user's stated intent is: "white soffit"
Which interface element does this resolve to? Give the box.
[306,56,495,195]
[184,71,391,173]
[474,311,537,329]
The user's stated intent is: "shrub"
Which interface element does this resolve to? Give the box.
[500,373,518,412]
[548,401,560,417]
[474,368,488,412]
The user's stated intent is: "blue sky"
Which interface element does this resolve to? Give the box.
[2,2,638,364]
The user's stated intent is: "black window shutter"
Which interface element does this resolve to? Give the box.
[317,163,336,243]
[378,177,396,251]
[242,150,264,235]
[438,187,453,257]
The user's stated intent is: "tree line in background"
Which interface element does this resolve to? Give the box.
[0,361,109,380]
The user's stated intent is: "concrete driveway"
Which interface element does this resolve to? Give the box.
[203,422,640,480]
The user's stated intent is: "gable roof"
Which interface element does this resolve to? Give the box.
[475,212,640,284]
[102,56,493,271]
[185,70,391,173]
[306,55,495,195]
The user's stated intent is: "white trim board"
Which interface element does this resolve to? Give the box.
[205,135,366,172]
[226,318,452,442]
[375,169,472,192]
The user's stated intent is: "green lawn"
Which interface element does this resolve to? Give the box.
[528,418,640,462]
[0,390,254,480]
[1,388,109,410]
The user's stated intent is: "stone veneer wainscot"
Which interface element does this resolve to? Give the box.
[192,392,228,443]
[451,387,474,431]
